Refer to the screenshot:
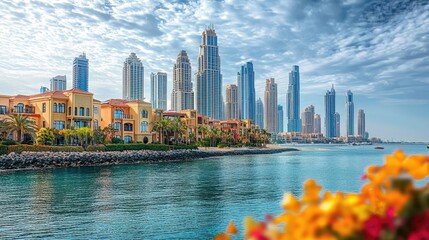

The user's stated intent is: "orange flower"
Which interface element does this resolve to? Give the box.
[281,193,301,212]
[214,233,230,240]
[303,179,322,203]
[226,220,238,235]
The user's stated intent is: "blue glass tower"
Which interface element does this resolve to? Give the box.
[287,65,301,132]
[278,105,284,133]
[73,53,89,92]
[196,26,223,120]
[346,90,354,136]
[238,62,255,121]
[325,85,336,138]
[256,98,264,129]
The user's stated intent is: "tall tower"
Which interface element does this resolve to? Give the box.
[358,109,366,137]
[151,72,168,110]
[50,75,67,91]
[335,112,341,137]
[238,62,255,121]
[225,84,239,120]
[287,65,301,132]
[264,78,278,134]
[195,26,223,120]
[314,114,321,134]
[302,105,315,134]
[324,85,336,138]
[73,53,89,92]
[346,90,354,136]
[277,105,284,133]
[172,50,194,111]
[256,98,264,129]
[123,52,144,101]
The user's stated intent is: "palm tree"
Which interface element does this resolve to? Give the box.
[152,118,172,144]
[198,125,208,141]
[59,129,73,145]
[207,127,221,147]
[1,114,38,143]
[75,127,92,146]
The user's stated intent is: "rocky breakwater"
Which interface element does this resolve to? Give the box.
[0,148,298,171]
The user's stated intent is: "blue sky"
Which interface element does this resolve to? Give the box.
[0,0,428,142]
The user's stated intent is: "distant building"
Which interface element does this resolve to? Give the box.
[324,85,336,138]
[346,90,354,136]
[196,26,223,120]
[225,84,239,120]
[73,53,89,92]
[123,52,144,101]
[314,114,321,134]
[50,75,67,91]
[358,109,366,138]
[151,72,168,110]
[335,112,341,137]
[278,105,284,133]
[171,50,194,111]
[256,98,264,129]
[40,86,49,93]
[287,65,301,132]
[302,105,315,134]
[264,78,278,134]
[238,62,255,121]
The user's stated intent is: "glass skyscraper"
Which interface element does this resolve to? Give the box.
[277,105,284,133]
[196,26,224,120]
[123,52,144,101]
[256,98,264,129]
[225,84,239,120]
[324,85,336,138]
[50,75,67,91]
[302,105,315,134]
[73,53,89,92]
[172,50,194,111]
[264,78,278,134]
[287,65,301,132]
[238,62,255,121]
[358,109,366,138]
[151,72,167,110]
[346,90,354,136]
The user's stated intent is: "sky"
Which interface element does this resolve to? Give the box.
[0,0,428,142]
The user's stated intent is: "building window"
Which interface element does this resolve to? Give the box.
[17,103,24,113]
[141,110,148,118]
[53,121,65,130]
[94,107,98,114]
[59,103,65,113]
[124,136,132,143]
[140,121,148,133]
[74,107,77,115]
[69,107,71,115]
[53,103,57,113]
[79,107,84,116]
[42,121,46,128]
[124,123,133,131]
[94,120,99,129]
[114,109,124,119]
[114,122,121,131]
[86,108,90,116]
[0,105,7,114]
[42,103,46,113]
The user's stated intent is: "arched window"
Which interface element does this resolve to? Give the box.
[59,103,65,113]
[141,110,148,118]
[114,122,121,131]
[42,103,46,113]
[86,108,90,116]
[74,107,78,115]
[79,107,84,116]
[94,120,99,129]
[17,103,24,113]
[140,121,148,133]
[114,109,124,119]
[53,103,57,113]
[124,123,133,131]
[124,136,132,143]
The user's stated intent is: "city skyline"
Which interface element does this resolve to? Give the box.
[0,0,428,141]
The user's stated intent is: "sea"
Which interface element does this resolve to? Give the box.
[0,144,427,239]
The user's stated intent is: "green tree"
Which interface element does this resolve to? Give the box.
[76,127,93,146]
[152,118,172,144]
[103,124,116,143]
[0,114,38,143]
[36,128,55,145]
[93,127,106,144]
[59,129,73,145]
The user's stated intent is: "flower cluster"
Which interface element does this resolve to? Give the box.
[215,150,429,240]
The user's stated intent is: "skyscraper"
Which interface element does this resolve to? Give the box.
[264,78,278,134]
[151,72,167,110]
[314,114,321,134]
[256,98,264,129]
[335,112,341,137]
[238,62,255,121]
[302,105,315,134]
[278,105,284,133]
[73,53,89,92]
[196,26,223,120]
[225,84,239,120]
[325,85,336,138]
[287,65,301,132]
[50,75,67,91]
[358,109,366,138]
[346,90,354,136]
[40,86,49,93]
[171,50,194,111]
[123,52,144,101]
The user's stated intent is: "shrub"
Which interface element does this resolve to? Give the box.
[105,143,171,152]
[0,145,7,155]
[217,143,227,148]
[1,140,18,145]
[111,138,124,144]
[86,144,106,152]
[7,145,84,154]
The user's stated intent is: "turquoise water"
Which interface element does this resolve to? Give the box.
[0,144,427,239]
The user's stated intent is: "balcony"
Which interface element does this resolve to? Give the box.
[12,105,35,114]
[0,106,8,115]
[114,114,133,120]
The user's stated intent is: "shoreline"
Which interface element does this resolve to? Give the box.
[0,147,299,172]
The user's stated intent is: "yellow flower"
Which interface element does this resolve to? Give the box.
[281,193,301,212]
[226,220,238,235]
[303,179,322,203]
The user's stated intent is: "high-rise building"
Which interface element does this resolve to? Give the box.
[123,52,144,101]
[171,50,194,111]
[346,90,354,136]
[302,105,315,134]
[314,114,321,134]
[358,109,366,138]
[195,26,223,120]
[335,112,341,137]
[256,98,264,129]
[238,62,255,121]
[325,85,336,138]
[278,105,284,133]
[287,65,301,132]
[151,72,168,110]
[73,53,89,92]
[40,86,49,93]
[225,84,239,120]
[50,75,67,91]
[264,78,278,134]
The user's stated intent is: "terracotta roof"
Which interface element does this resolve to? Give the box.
[29,91,69,100]
[11,94,30,100]
[126,99,151,105]
[101,99,129,107]
[163,111,187,117]
[63,88,93,95]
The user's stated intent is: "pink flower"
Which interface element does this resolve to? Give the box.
[364,215,383,240]
[408,229,429,240]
